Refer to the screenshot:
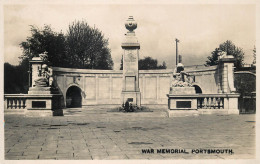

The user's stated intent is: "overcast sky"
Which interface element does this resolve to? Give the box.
[4,3,256,69]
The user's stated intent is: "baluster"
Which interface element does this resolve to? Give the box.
[216,98,219,109]
[197,98,200,109]
[203,97,207,109]
[208,97,212,109]
[220,98,223,109]
[212,97,216,109]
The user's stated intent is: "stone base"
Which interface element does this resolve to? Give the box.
[198,109,229,115]
[167,87,197,110]
[167,94,198,110]
[167,110,199,117]
[121,91,141,107]
[167,108,239,117]
[169,87,196,94]
[198,109,239,115]
[26,94,63,116]
[4,109,26,114]
[28,87,52,94]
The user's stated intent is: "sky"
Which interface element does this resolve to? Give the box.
[4,3,256,70]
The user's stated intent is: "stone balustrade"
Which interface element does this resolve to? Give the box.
[197,94,225,109]
[4,94,28,109]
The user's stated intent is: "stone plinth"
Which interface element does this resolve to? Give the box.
[169,87,196,95]
[121,91,141,107]
[28,87,52,94]
[27,86,63,116]
[167,94,198,110]
[167,87,198,117]
[26,94,63,116]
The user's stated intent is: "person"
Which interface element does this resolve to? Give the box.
[124,101,129,112]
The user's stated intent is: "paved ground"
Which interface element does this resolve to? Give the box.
[4,105,255,160]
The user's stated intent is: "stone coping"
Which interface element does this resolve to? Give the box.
[53,67,173,74]
[167,93,240,98]
[167,94,198,98]
[4,94,62,98]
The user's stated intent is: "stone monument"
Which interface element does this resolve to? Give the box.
[167,60,198,117]
[121,16,141,107]
[26,52,63,116]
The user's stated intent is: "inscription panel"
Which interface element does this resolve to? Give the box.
[32,101,46,108]
[176,101,191,108]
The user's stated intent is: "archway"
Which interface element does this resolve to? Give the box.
[193,85,202,94]
[66,86,82,108]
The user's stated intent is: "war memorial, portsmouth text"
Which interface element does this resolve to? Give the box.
[142,149,234,155]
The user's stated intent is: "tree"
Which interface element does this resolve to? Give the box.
[253,46,256,64]
[4,63,28,93]
[65,20,113,69]
[205,40,244,69]
[7,21,114,93]
[139,57,167,70]
[20,25,66,67]
[120,56,167,70]
[12,25,67,93]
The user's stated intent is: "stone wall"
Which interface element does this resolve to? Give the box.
[53,68,173,106]
[53,66,223,107]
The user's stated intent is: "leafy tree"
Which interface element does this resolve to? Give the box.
[20,25,66,67]
[139,57,167,70]
[10,25,67,93]
[6,20,114,93]
[65,20,113,69]
[205,40,244,69]
[253,46,256,64]
[4,63,29,93]
[120,56,167,70]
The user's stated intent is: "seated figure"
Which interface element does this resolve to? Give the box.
[34,64,53,87]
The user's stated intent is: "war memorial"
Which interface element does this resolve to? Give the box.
[3,16,256,160]
[4,16,242,116]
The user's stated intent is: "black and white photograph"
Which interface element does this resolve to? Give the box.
[1,0,258,162]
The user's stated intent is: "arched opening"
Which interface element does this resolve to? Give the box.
[193,85,202,94]
[66,86,82,108]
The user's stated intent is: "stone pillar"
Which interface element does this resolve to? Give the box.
[121,16,141,107]
[219,55,236,93]
[30,57,44,87]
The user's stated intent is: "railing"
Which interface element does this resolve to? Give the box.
[4,94,28,109]
[197,95,224,109]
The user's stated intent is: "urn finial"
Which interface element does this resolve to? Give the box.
[125,16,137,32]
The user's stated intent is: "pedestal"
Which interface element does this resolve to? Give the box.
[167,87,198,117]
[121,91,141,107]
[27,87,63,116]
